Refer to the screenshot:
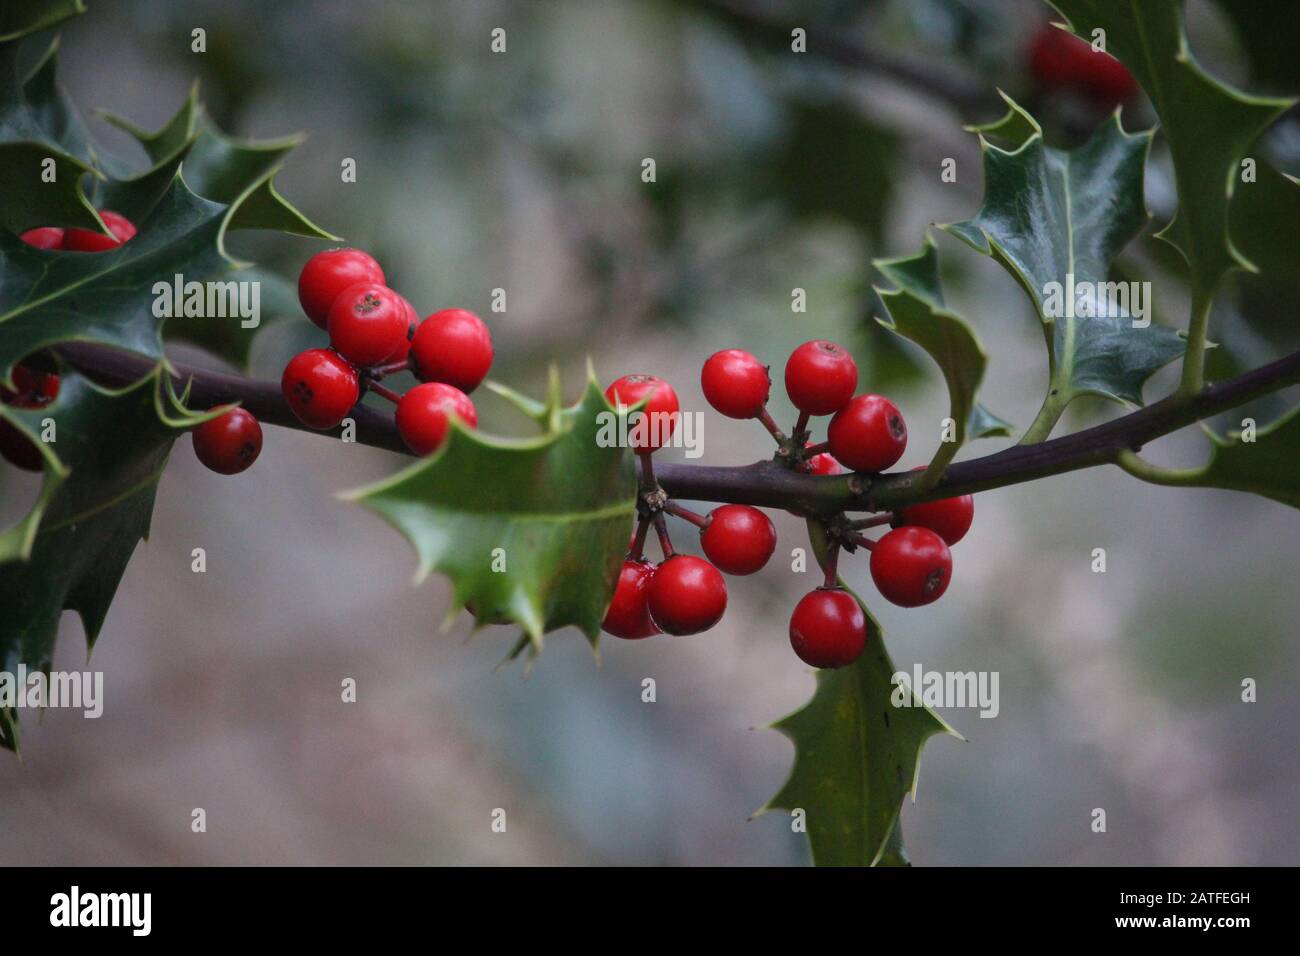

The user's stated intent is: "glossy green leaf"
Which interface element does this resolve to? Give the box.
[942,95,1185,411]
[874,236,1005,483]
[762,522,959,866]
[0,368,209,750]
[1049,0,1294,289]
[348,374,637,651]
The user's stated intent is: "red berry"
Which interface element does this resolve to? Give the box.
[19,227,64,249]
[701,348,769,419]
[1028,24,1136,107]
[410,308,494,393]
[828,394,907,473]
[789,588,867,669]
[699,504,776,575]
[98,210,137,243]
[803,444,843,476]
[3,364,60,406]
[395,382,477,456]
[604,374,679,452]
[388,294,419,364]
[1078,48,1138,107]
[897,492,974,546]
[602,559,660,639]
[62,228,119,252]
[870,526,952,608]
[281,348,359,429]
[62,210,135,251]
[192,407,263,475]
[0,363,59,472]
[1027,23,1082,90]
[327,283,409,367]
[784,340,857,416]
[646,554,727,636]
[297,248,386,329]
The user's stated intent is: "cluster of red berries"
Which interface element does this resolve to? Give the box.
[1027,22,1137,108]
[600,339,974,671]
[2,211,145,469]
[280,248,492,455]
[185,248,496,476]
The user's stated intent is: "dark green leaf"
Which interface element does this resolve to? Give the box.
[875,237,1007,481]
[348,374,638,650]
[0,368,208,750]
[762,522,958,866]
[943,95,1185,409]
[1049,0,1294,288]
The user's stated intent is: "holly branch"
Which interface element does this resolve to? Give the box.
[57,340,1300,513]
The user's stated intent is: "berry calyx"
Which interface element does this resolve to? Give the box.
[602,559,660,639]
[897,491,974,546]
[395,382,477,456]
[701,349,770,419]
[827,394,907,473]
[192,407,263,475]
[605,374,680,452]
[327,283,410,367]
[281,348,360,429]
[297,248,386,329]
[784,340,857,416]
[699,504,776,575]
[870,526,952,607]
[646,554,727,636]
[62,210,135,251]
[410,308,494,393]
[789,587,867,669]
[19,227,64,249]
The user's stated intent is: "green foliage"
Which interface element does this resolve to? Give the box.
[0,370,210,750]
[1122,408,1300,509]
[762,523,958,866]
[349,373,637,652]
[1049,0,1293,291]
[943,96,1185,413]
[874,236,1007,485]
[0,1,330,750]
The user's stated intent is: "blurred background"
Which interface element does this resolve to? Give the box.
[1,0,1298,865]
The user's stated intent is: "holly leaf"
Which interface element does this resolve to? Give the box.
[1,173,280,382]
[761,523,959,866]
[967,403,1013,440]
[1124,406,1300,509]
[0,368,209,751]
[942,95,1185,411]
[1048,0,1294,289]
[0,39,100,232]
[1230,161,1300,285]
[874,236,1006,484]
[0,1,83,43]
[347,373,637,651]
